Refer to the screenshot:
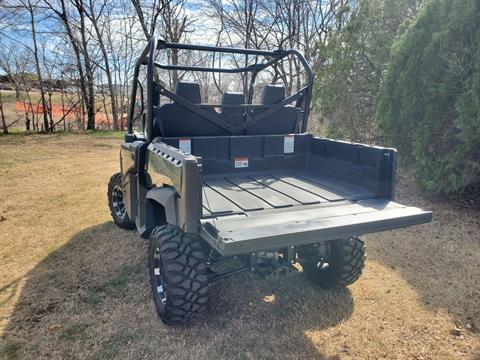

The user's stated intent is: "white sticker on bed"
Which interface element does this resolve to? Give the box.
[234,157,249,168]
[284,135,295,153]
[179,138,191,155]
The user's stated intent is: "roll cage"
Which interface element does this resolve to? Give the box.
[127,37,314,142]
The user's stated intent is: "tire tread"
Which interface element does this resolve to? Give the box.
[149,225,209,324]
[107,172,135,230]
[302,237,366,288]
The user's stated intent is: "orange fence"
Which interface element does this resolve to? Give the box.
[15,101,112,128]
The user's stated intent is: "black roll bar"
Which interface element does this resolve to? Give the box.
[127,37,155,134]
[157,40,288,57]
[127,37,314,139]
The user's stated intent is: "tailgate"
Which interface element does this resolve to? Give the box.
[200,198,432,255]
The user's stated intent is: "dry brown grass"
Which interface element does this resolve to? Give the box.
[0,134,479,359]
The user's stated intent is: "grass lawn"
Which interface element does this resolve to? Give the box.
[0,133,478,359]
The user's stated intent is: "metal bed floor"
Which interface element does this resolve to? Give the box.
[201,172,375,217]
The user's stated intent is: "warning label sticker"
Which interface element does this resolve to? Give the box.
[284,135,295,153]
[234,157,249,168]
[179,138,191,155]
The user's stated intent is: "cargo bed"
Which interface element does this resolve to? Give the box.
[158,134,432,255]
[199,171,430,255]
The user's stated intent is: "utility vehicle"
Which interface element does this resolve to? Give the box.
[107,38,432,324]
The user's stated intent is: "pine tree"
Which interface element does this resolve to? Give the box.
[378,0,480,194]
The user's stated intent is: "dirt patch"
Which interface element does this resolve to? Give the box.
[0,134,478,359]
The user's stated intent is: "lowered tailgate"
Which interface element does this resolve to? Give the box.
[200,198,432,255]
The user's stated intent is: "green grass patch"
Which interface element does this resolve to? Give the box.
[0,340,22,359]
[82,130,125,139]
[81,292,103,306]
[59,323,89,342]
[0,129,38,137]
[93,330,141,359]
[0,129,125,138]
[0,90,18,102]
[82,264,143,305]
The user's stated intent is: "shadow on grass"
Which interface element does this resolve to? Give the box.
[367,223,480,331]
[1,223,353,359]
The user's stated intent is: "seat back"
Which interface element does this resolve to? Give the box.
[154,81,228,137]
[221,92,245,128]
[245,84,298,135]
[175,81,201,104]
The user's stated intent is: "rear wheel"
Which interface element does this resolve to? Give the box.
[299,237,365,288]
[148,225,210,324]
[108,172,135,229]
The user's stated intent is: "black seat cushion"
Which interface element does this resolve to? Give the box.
[155,105,228,137]
[154,80,228,137]
[245,84,298,135]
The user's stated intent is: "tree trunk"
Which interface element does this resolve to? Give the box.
[0,93,8,135]
[75,0,96,130]
[46,0,94,131]
[87,0,118,130]
[171,48,179,85]
[28,2,50,132]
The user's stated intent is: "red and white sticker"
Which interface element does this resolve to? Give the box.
[284,134,295,153]
[234,157,249,168]
[179,138,191,155]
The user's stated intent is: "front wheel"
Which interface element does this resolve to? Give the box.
[108,172,135,229]
[299,237,365,288]
[148,225,210,324]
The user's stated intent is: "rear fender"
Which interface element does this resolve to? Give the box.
[145,186,178,231]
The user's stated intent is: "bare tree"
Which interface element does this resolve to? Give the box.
[162,0,193,85]
[84,0,119,129]
[209,0,353,95]
[3,0,52,131]
[72,0,96,129]
[106,0,141,129]
[0,0,354,133]
[44,0,96,129]
[0,93,8,134]
[209,0,268,96]
[131,0,169,39]
[0,43,25,100]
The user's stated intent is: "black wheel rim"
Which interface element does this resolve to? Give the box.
[312,241,332,270]
[152,246,167,311]
[112,185,126,219]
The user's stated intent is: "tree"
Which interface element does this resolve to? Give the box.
[131,0,168,39]
[161,0,192,86]
[44,0,97,130]
[0,93,8,134]
[23,0,51,132]
[313,0,422,143]
[377,0,480,194]
[208,0,351,98]
[2,0,54,131]
[84,0,119,130]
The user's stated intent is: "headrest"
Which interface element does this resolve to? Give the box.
[222,92,244,116]
[175,81,201,104]
[221,92,244,105]
[261,84,285,105]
